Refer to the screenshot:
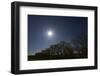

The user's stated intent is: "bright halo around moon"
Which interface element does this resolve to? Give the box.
[47,31,53,36]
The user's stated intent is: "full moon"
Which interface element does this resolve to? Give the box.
[47,31,53,36]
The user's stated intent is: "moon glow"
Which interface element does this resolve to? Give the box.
[47,31,53,36]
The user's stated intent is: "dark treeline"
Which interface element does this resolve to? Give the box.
[28,33,87,61]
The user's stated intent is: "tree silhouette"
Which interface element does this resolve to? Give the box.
[28,33,87,61]
[71,33,87,58]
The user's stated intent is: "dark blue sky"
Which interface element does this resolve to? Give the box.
[28,15,87,55]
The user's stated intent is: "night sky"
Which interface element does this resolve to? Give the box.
[28,15,87,55]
